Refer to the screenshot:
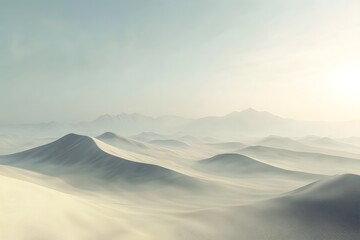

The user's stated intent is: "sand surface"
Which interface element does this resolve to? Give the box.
[0,132,359,239]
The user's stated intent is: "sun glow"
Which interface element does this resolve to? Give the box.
[331,68,360,96]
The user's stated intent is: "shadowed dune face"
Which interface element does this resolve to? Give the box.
[281,174,360,225]
[174,174,360,240]
[268,174,360,238]
[263,174,360,236]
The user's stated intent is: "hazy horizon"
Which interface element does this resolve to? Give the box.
[1,0,359,124]
[2,107,360,127]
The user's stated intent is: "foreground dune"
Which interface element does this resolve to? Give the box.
[175,174,360,240]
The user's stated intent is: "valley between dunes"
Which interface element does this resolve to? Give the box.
[0,132,359,240]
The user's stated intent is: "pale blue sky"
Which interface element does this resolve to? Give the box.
[1,0,359,124]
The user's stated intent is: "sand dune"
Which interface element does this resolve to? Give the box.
[133,132,172,142]
[0,134,204,189]
[255,135,360,159]
[205,142,247,151]
[194,153,321,179]
[256,135,309,150]
[97,132,149,151]
[299,136,360,154]
[95,131,218,165]
[339,136,360,146]
[149,139,189,148]
[239,145,360,175]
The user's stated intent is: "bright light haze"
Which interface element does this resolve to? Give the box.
[1,0,359,124]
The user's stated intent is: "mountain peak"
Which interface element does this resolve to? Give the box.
[243,108,258,113]
[226,109,250,116]
[95,114,116,121]
[223,109,284,122]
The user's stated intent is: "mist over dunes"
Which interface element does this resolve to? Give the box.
[1,0,360,239]
[1,128,359,239]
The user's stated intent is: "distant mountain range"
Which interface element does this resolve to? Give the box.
[179,108,360,139]
[1,108,359,138]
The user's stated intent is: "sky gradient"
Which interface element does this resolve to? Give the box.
[1,0,360,124]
